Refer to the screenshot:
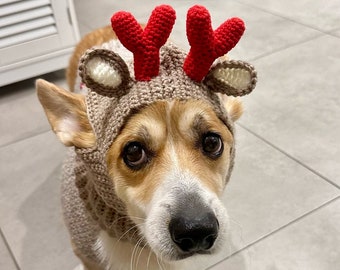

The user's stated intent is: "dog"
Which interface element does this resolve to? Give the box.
[36,5,256,270]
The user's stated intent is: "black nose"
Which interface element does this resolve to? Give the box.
[169,211,219,253]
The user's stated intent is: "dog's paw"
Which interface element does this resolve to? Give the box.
[73,264,84,270]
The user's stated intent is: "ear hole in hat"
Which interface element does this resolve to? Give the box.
[79,49,131,97]
[204,60,257,97]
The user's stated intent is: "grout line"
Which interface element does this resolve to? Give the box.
[327,29,340,39]
[247,33,325,62]
[207,195,340,269]
[237,123,340,190]
[330,26,340,33]
[0,129,51,150]
[0,228,21,270]
[233,0,337,35]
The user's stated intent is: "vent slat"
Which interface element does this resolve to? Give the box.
[0,5,53,27]
[0,15,55,38]
[0,0,22,6]
[0,0,56,48]
[0,0,50,17]
[0,25,57,48]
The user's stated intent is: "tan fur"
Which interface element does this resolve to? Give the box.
[66,25,116,91]
[219,94,243,122]
[225,98,243,122]
[171,100,234,194]
[106,100,234,205]
[36,79,96,148]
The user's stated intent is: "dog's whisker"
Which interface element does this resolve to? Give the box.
[135,238,148,270]
[130,238,139,270]
[229,216,254,270]
[107,215,146,229]
[146,249,152,270]
[136,240,148,269]
[156,254,164,270]
[132,236,146,270]
[229,216,246,248]
[105,223,144,269]
[146,245,153,270]
[228,215,254,269]
[158,250,168,270]
[229,216,243,230]
[135,237,146,270]
[115,223,144,246]
[109,215,146,244]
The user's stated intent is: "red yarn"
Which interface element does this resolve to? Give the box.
[111,5,176,81]
[183,5,245,82]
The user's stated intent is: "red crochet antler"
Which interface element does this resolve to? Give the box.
[111,5,176,81]
[183,5,245,82]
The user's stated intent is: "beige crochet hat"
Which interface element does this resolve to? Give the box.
[66,4,257,243]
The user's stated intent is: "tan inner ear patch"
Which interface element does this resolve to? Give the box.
[213,67,251,90]
[86,56,122,88]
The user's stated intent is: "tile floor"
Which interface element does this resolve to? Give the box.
[0,0,339,269]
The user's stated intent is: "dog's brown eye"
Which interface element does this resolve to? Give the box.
[202,133,223,158]
[123,142,148,170]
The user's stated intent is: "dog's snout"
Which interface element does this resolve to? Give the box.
[169,210,219,253]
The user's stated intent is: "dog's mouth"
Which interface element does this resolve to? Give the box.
[172,249,214,261]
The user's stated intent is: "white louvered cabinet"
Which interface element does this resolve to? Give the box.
[0,0,80,86]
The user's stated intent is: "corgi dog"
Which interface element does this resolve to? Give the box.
[36,5,256,270]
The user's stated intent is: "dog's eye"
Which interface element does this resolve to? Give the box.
[202,133,223,158]
[123,142,148,170]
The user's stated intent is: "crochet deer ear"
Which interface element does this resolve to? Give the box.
[79,49,131,97]
[203,60,257,97]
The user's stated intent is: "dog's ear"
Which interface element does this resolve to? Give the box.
[204,60,257,97]
[224,97,243,122]
[36,79,96,148]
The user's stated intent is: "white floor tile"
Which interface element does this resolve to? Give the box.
[240,34,340,185]
[0,233,17,270]
[0,132,78,270]
[237,0,340,32]
[210,198,340,270]
[0,71,67,147]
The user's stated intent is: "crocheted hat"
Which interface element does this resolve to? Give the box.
[73,5,257,241]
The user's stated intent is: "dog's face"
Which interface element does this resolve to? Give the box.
[36,79,242,261]
[107,99,235,260]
